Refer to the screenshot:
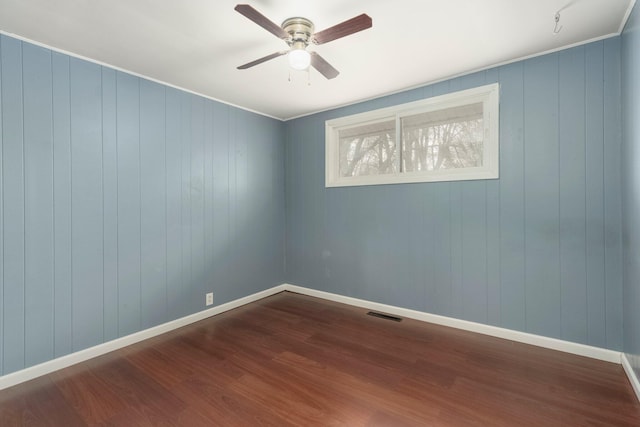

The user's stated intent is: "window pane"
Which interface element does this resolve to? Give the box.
[401,103,483,172]
[326,83,499,187]
[338,119,397,177]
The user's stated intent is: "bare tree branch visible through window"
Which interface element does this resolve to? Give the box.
[339,120,397,177]
[339,104,483,177]
[402,117,483,173]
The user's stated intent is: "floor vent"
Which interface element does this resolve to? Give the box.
[367,311,402,322]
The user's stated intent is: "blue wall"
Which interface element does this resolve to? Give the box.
[0,23,634,378]
[0,35,285,375]
[285,39,624,350]
[622,3,640,378]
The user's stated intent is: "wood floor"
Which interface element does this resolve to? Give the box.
[1,291,639,426]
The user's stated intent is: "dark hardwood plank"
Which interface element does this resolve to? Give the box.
[0,376,85,427]
[170,374,296,427]
[51,364,128,425]
[1,291,639,426]
[86,356,188,424]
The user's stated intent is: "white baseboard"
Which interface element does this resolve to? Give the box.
[0,285,287,390]
[281,284,622,364]
[0,282,629,394]
[622,353,640,402]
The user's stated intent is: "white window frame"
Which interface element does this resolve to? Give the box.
[325,83,500,187]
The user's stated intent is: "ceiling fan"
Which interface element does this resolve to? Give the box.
[234,4,372,79]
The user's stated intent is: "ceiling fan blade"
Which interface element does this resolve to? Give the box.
[312,13,372,45]
[237,51,288,69]
[234,4,289,39]
[310,52,339,79]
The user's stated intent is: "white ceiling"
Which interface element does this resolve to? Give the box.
[0,0,635,120]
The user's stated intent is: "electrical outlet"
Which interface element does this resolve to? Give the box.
[206,292,214,306]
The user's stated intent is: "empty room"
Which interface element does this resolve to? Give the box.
[1,0,640,425]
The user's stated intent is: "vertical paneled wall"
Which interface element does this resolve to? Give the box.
[285,39,623,350]
[0,35,285,375]
[622,3,640,377]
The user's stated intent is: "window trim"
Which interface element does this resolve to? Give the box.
[325,83,500,187]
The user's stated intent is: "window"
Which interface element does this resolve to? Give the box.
[325,83,499,187]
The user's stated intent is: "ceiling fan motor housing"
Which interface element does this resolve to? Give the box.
[282,17,314,48]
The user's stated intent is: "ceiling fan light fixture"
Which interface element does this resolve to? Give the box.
[288,48,311,70]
